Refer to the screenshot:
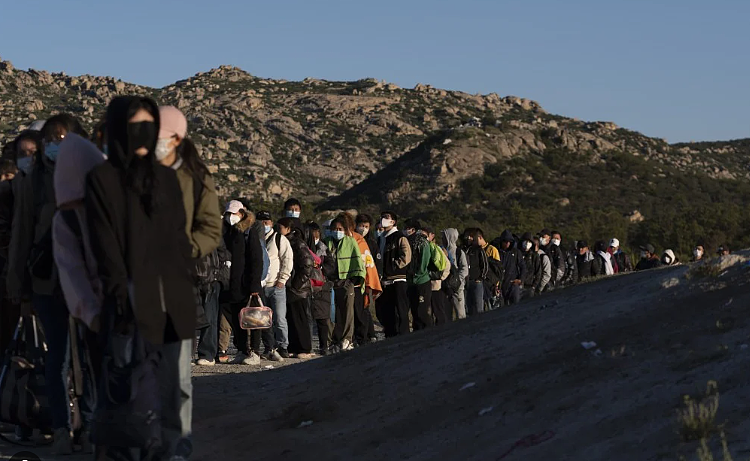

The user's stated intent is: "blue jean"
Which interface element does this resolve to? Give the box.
[465,281,485,316]
[197,282,221,361]
[33,294,71,430]
[264,286,288,350]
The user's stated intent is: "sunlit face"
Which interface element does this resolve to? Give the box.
[128,108,155,157]
[358,222,371,233]
[262,219,273,228]
[331,222,346,233]
[1,173,15,182]
[579,247,587,255]
[286,204,301,213]
[279,224,291,236]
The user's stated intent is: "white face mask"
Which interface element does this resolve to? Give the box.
[381,218,394,229]
[356,226,368,236]
[540,237,550,246]
[693,249,703,258]
[314,238,320,246]
[663,256,672,265]
[551,238,561,246]
[286,210,301,219]
[155,138,173,161]
[640,251,648,259]
[523,241,533,251]
[226,214,240,226]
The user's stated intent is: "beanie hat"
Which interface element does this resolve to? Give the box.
[158,106,188,139]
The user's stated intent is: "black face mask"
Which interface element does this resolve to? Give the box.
[127,121,157,156]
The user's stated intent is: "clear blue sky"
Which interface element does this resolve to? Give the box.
[1,0,747,142]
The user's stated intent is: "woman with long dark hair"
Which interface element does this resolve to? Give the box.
[7,113,87,453]
[85,96,196,460]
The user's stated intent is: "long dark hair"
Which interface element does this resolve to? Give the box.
[178,137,209,179]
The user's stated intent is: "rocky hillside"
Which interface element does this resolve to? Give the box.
[1,56,748,203]
[1,56,749,254]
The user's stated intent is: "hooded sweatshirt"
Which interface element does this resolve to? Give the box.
[442,228,468,288]
[85,96,196,345]
[52,134,105,329]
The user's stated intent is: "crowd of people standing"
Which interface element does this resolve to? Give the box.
[0,100,727,460]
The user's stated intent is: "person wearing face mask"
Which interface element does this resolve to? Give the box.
[343,213,382,347]
[282,198,303,229]
[7,114,88,452]
[609,238,633,273]
[85,97,195,459]
[593,240,614,276]
[306,221,328,259]
[323,216,365,353]
[540,229,564,289]
[661,249,679,266]
[155,107,222,443]
[520,233,542,299]
[376,211,412,337]
[635,243,662,271]
[691,244,705,262]
[257,210,294,359]
[497,230,526,306]
[356,213,382,277]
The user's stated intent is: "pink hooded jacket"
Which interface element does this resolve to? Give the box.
[52,133,105,329]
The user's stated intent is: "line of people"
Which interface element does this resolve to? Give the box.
[0,102,730,460]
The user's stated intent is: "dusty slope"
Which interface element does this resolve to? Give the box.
[1,255,749,461]
[191,255,750,461]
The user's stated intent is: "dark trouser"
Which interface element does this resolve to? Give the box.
[503,283,522,306]
[366,298,377,340]
[522,286,536,300]
[249,328,275,354]
[0,277,20,354]
[229,302,251,355]
[315,318,331,351]
[377,282,410,337]
[431,289,449,326]
[408,282,433,331]
[287,298,313,354]
[352,288,370,345]
[34,293,71,430]
[332,284,355,344]
[196,282,221,361]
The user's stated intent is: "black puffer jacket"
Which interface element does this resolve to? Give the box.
[222,214,264,304]
[286,231,315,302]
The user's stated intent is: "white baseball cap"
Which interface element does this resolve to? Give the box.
[225,200,245,214]
[609,238,620,248]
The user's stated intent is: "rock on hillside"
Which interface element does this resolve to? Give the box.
[1,57,747,204]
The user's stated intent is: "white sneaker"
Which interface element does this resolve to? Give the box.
[196,358,215,366]
[262,350,285,362]
[241,352,261,366]
[341,339,354,351]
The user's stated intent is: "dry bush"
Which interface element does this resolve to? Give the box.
[678,381,720,441]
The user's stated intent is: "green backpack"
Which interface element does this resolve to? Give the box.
[428,241,448,272]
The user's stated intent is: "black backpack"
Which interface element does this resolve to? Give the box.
[485,256,504,289]
[442,248,465,296]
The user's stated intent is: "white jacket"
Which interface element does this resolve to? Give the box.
[265,230,294,287]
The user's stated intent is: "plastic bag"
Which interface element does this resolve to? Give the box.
[239,294,273,330]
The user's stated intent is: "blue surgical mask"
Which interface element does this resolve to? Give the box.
[44,142,61,162]
[264,225,272,234]
[332,231,345,241]
[286,210,301,219]
[376,230,384,238]
[16,156,32,173]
